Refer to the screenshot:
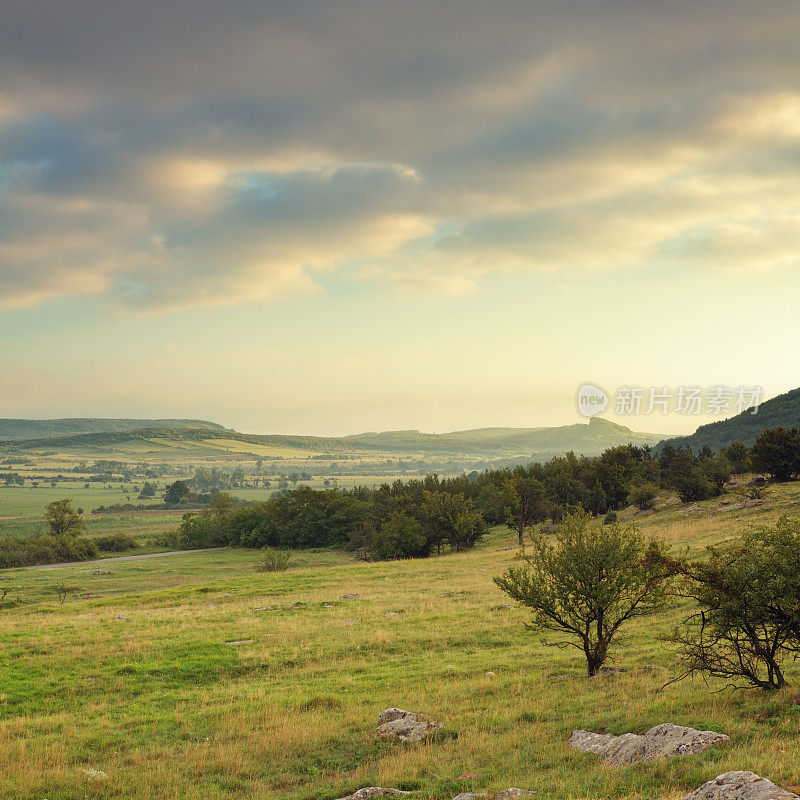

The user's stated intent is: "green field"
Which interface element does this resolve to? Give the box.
[2,492,800,800]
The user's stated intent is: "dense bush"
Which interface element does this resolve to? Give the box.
[179,510,230,548]
[0,535,99,568]
[752,426,800,481]
[94,532,140,552]
[628,483,659,510]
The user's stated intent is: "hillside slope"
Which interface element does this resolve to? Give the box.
[660,387,800,451]
[0,418,227,441]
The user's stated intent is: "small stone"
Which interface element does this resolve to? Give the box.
[93,570,112,575]
[496,791,535,800]
[225,639,253,645]
[81,767,108,781]
[451,793,486,800]
[115,614,127,620]
[376,708,444,742]
[340,593,361,599]
[81,594,102,599]
[485,671,496,678]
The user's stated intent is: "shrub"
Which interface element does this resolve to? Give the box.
[372,513,430,560]
[0,535,99,568]
[179,511,229,548]
[674,470,714,503]
[155,529,182,549]
[628,483,659,511]
[603,510,618,525]
[255,547,292,572]
[95,532,140,552]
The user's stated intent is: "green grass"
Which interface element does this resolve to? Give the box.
[2,505,800,800]
[0,484,154,518]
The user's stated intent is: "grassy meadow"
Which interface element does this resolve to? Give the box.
[2,490,800,800]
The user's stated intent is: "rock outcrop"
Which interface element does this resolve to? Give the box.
[376,708,444,742]
[568,723,729,764]
[685,772,799,800]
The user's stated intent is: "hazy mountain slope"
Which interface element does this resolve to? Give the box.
[659,387,800,451]
[0,418,226,441]
[345,417,663,455]
[1,417,663,458]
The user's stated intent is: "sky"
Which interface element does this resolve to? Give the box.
[1,0,800,436]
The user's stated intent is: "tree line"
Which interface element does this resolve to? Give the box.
[173,426,800,558]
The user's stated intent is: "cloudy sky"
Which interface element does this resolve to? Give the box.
[1,0,799,435]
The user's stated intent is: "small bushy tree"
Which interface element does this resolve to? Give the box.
[494,511,672,676]
[421,490,484,552]
[502,476,549,546]
[372,512,429,560]
[628,483,659,511]
[722,442,752,474]
[44,499,84,537]
[666,515,800,690]
[753,427,800,481]
[164,480,191,504]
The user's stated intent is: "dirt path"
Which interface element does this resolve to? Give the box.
[14,548,225,570]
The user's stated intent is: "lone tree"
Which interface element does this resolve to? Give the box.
[163,480,190,504]
[494,511,673,676]
[502,475,549,547]
[44,499,84,537]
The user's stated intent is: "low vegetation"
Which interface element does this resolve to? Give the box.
[1,504,800,800]
[255,547,293,572]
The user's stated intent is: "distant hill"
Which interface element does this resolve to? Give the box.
[0,418,226,441]
[344,417,664,455]
[0,416,663,458]
[659,387,800,452]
